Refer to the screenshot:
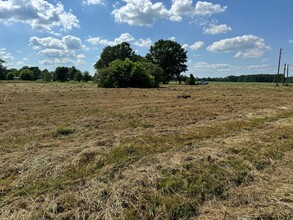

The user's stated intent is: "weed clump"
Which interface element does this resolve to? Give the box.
[55,126,75,136]
[171,203,198,220]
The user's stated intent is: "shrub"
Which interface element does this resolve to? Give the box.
[55,67,69,82]
[42,69,52,82]
[141,62,163,87]
[186,74,196,85]
[130,62,155,88]
[6,72,14,80]
[20,69,34,81]
[110,58,133,87]
[96,59,163,88]
[83,71,92,82]
[96,67,116,88]
[74,71,83,82]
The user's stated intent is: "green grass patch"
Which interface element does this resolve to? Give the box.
[125,193,199,220]
[0,135,34,151]
[55,126,75,136]
[86,108,103,115]
[158,162,230,200]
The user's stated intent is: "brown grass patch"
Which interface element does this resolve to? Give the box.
[0,82,292,219]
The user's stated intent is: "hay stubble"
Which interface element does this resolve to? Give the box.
[0,82,292,219]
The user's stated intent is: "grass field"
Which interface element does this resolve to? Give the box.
[0,82,292,219]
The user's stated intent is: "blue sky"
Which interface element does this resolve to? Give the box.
[0,0,293,77]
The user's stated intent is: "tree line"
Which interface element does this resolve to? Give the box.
[201,74,293,83]
[2,40,291,86]
[0,39,188,87]
[0,59,92,82]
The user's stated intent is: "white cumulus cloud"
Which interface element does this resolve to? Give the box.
[86,37,110,46]
[203,24,232,35]
[182,44,189,50]
[30,35,87,67]
[190,41,205,50]
[169,36,176,41]
[247,64,272,70]
[193,61,233,70]
[170,0,227,21]
[112,0,170,26]
[0,48,14,60]
[194,1,227,16]
[0,0,79,32]
[77,54,86,59]
[30,35,84,51]
[207,35,271,58]
[29,37,65,50]
[38,49,75,58]
[112,0,228,26]
[134,38,152,48]
[86,33,135,46]
[169,0,193,22]
[83,0,104,5]
[39,60,53,65]
[115,33,135,44]
[62,35,82,50]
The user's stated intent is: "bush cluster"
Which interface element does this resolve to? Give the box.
[96,58,163,88]
[20,69,34,80]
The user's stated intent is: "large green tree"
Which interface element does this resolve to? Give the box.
[55,67,69,82]
[67,66,78,80]
[74,70,83,82]
[19,69,33,80]
[83,71,92,82]
[8,68,19,77]
[147,39,188,84]
[0,59,7,80]
[30,66,41,80]
[41,69,52,82]
[19,66,41,80]
[94,42,135,70]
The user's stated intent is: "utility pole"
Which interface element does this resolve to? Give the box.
[51,55,56,72]
[276,48,282,86]
[286,64,289,86]
[283,64,286,86]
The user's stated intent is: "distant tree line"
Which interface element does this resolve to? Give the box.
[3,48,292,86]
[0,60,92,82]
[200,74,293,83]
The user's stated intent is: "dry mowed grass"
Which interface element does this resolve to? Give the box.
[0,82,292,220]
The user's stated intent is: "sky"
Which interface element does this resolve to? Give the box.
[1,0,293,77]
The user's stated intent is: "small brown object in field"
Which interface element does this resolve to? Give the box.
[177,95,191,99]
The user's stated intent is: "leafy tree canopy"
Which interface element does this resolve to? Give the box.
[68,66,78,81]
[20,69,33,80]
[74,70,83,82]
[6,72,14,80]
[147,39,188,84]
[8,68,19,77]
[186,74,196,85]
[83,71,92,82]
[41,69,52,82]
[0,59,5,67]
[0,59,7,80]
[55,66,69,82]
[94,42,136,70]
